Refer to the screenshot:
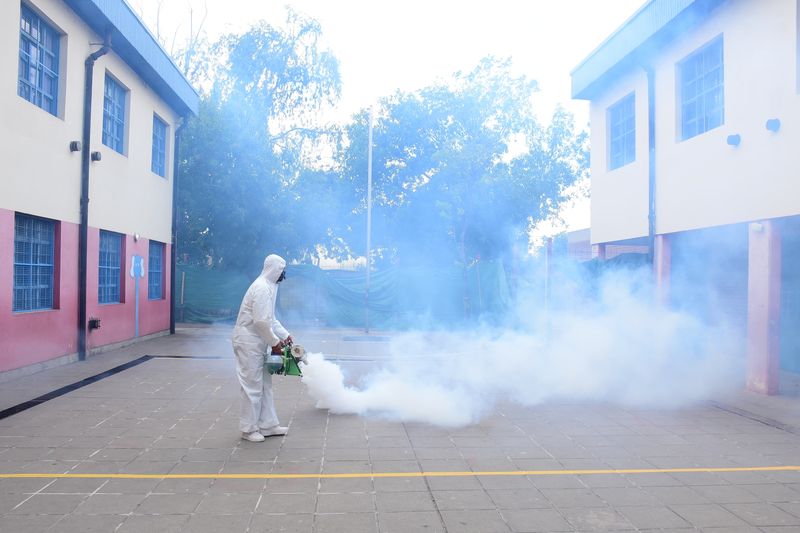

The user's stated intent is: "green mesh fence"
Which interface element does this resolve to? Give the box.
[175,266,251,323]
[177,261,513,328]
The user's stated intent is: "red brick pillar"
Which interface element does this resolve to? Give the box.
[593,243,606,260]
[747,220,781,395]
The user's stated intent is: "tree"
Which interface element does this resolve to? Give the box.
[340,57,588,269]
[177,9,342,272]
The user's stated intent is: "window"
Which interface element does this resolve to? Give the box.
[18,4,60,116]
[679,36,724,140]
[151,115,167,177]
[99,231,122,304]
[102,75,126,153]
[13,214,55,312]
[608,93,635,170]
[148,241,165,300]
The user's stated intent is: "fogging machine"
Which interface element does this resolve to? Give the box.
[265,344,306,376]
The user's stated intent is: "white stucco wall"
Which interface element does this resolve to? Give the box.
[0,0,178,243]
[589,69,650,245]
[588,0,800,244]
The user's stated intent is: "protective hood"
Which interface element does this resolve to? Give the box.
[261,254,286,284]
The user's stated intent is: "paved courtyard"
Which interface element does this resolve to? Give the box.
[1,325,800,532]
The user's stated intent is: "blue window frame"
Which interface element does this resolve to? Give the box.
[148,241,164,300]
[608,92,635,170]
[13,213,55,312]
[18,4,60,116]
[102,75,126,153]
[99,230,122,304]
[151,115,167,177]
[680,36,724,141]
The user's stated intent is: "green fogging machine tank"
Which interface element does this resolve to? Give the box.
[265,344,306,376]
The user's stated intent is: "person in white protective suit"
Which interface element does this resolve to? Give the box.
[232,254,293,442]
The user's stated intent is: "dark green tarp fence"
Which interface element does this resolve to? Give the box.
[176,260,512,328]
[175,266,251,323]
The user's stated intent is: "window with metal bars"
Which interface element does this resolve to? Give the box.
[608,92,635,170]
[13,213,55,312]
[148,241,164,300]
[151,115,167,177]
[679,36,724,141]
[18,4,60,116]
[99,231,122,304]
[102,75,126,153]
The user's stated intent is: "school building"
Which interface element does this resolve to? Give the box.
[572,0,800,394]
[1,0,198,379]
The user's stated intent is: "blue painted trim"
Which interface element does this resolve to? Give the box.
[62,0,198,116]
[571,0,726,100]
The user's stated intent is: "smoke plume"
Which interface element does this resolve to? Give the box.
[300,266,745,427]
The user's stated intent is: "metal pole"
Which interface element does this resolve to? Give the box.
[365,107,374,334]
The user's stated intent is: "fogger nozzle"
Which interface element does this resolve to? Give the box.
[291,344,307,363]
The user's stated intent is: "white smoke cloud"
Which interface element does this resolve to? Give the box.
[300,266,745,427]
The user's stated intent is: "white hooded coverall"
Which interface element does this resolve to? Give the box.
[232,254,290,434]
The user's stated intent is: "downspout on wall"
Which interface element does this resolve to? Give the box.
[645,65,656,264]
[169,117,186,335]
[78,39,110,362]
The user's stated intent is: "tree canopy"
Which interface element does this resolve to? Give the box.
[177,10,342,273]
[340,57,588,269]
[175,15,587,276]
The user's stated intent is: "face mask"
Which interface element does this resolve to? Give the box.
[277,270,286,283]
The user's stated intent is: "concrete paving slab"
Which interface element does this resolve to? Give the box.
[116,513,191,533]
[500,508,573,532]
[313,512,379,533]
[439,509,511,532]
[377,510,445,533]
[616,505,689,529]
[669,502,750,527]
[559,506,635,531]
[249,512,314,532]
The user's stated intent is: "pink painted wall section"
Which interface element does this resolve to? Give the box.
[654,234,671,306]
[85,233,171,351]
[1,213,172,373]
[746,220,782,395]
[0,210,80,372]
[140,243,172,336]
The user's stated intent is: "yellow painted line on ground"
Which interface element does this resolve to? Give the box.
[1,466,799,480]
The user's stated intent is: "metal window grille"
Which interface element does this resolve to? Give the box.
[148,241,164,300]
[18,4,60,116]
[680,37,724,140]
[102,75,126,153]
[151,115,167,177]
[99,231,122,304]
[608,92,635,170]
[13,214,55,312]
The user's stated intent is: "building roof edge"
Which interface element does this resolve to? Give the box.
[571,0,725,100]
[63,0,199,116]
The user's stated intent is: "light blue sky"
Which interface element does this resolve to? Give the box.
[133,0,643,126]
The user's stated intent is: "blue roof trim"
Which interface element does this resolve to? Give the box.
[62,0,198,116]
[571,0,726,100]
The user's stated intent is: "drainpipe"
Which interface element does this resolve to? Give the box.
[170,117,186,335]
[645,65,656,264]
[78,38,110,362]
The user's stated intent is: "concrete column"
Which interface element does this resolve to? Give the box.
[593,243,606,260]
[654,234,671,306]
[746,220,782,395]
